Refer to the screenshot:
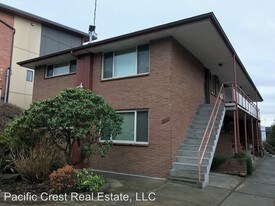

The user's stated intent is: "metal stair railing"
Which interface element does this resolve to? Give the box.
[197,84,224,182]
[263,141,275,155]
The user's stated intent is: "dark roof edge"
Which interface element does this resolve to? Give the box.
[75,12,215,51]
[18,12,215,65]
[18,12,263,101]
[0,3,88,37]
[18,49,73,65]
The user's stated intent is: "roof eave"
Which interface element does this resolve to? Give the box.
[17,12,263,101]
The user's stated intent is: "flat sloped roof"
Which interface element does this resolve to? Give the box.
[18,12,263,102]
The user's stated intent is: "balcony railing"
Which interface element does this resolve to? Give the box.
[223,82,260,119]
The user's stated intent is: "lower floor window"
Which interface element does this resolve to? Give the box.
[102,110,148,143]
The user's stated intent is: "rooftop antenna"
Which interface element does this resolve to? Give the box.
[89,0,98,43]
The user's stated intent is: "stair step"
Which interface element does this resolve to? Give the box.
[180,144,213,151]
[193,117,211,121]
[192,119,211,124]
[170,169,206,180]
[178,150,212,158]
[183,138,214,144]
[172,162,207,172]
[169,104,225,187]
[168,176,203,187]
[185,134,217,140]
[190,122,219,128]
[188,129,218,134]
[175,156,210,165]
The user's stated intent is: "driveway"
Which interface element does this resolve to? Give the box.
[0,156,274,206]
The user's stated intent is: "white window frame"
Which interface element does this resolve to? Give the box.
[26,70,34,82]
[45,60,76,78]
[101,44,150,80]
[101,110,149,145]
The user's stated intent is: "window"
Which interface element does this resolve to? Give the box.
[26,70,33,82]
[101,110,149,144]
[103,44,149,79]
[46,60,76,77]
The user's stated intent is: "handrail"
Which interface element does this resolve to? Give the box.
[263,141,275,155]
[197,84,224,182]
[197,82,260,182]
[235,84,259,116]
[223,82,260,119]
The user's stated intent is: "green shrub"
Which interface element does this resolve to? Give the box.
[0,103,22,173]
[267,124,275,147]
[211,156,227,170]
[13,138,59,183]
[76,169,105,192]
[234,152,253,175]
[0,143,15,173]
[0,88,122,166]
[246,156,253,175]
[0,103,22,133]
[49,165,76,194]
[233,152,246,159]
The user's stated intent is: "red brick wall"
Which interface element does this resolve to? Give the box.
[214,158,246,175]
[0,11,14,98]
[90,37,205,177]
[33,37,206,178]
[215,133,234,156]
[170,39,204,163]
[76,55,93,90]
[90,38,173,177]
[33,66,77,102]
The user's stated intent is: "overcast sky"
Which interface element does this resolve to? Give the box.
[1,0,274,126]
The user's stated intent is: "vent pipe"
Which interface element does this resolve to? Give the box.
[89,25,97,43]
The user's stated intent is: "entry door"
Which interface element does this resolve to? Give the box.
[204,68,210,104]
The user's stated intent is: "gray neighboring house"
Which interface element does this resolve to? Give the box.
[0,3,88,108]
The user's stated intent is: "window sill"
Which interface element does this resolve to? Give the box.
[100,140,149,147]
[101,73,149,82]
[112,142,149,147]
[44,72,76,79]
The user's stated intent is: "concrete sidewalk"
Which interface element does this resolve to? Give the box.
[96,156,275,206]
[220,156,275,206]
[0,156,274,205]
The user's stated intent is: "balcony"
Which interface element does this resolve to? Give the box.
[223,82,260,119]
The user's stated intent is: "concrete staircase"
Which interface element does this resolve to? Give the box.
[169,104,226,187]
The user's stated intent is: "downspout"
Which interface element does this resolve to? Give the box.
[70,50,83,89]
[0,19,16,103]
[244,113,248,152]
[233,54,240,153]
[255,100,261,155]
[251,117,255,160]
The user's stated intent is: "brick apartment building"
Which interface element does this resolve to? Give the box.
[19,13,263,187]
[0,3,88,109]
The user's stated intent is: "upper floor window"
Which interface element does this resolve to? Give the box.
[103,44,149,79]
[46,60,76,78]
